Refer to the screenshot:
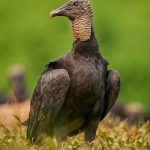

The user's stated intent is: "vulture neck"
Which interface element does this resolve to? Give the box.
[72,25,101,57]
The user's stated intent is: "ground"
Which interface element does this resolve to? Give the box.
[0,117,149,150]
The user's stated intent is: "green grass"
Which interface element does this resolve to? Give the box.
[0,118,150,150]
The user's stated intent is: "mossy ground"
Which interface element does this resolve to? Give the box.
[0,117,149,150]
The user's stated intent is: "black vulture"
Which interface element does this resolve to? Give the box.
[27,0,120,143]
[9,65,28,103]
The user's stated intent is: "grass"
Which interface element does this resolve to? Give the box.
[0,117,149,150]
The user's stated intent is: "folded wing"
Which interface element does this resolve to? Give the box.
[27,66,70,143]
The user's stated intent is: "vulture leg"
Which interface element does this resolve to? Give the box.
[84,116,101,142]
[84,93,105,142]
[101,70,120,120]
[27,69,70,144]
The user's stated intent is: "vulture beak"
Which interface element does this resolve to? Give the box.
[50,5,67,17]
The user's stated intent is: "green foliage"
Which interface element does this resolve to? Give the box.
[0,0,150,108]
[0,118,150,150]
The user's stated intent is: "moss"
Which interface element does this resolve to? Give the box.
[0,118,149,150]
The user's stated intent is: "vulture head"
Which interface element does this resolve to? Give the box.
[50,0,93,21]
[50,0,93,41]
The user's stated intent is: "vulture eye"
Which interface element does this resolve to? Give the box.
[73,1,80,6]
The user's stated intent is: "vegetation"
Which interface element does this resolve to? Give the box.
[0,117,149,150]
[0,0,150,109]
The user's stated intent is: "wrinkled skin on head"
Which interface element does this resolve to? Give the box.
[50,0,92,21]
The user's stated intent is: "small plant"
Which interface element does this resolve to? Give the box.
[0,117,150,150]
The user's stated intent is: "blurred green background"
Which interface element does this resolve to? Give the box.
[0,0,150,109]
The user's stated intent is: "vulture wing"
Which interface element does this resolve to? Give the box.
[27,64,70,143]
[101,70,120,120]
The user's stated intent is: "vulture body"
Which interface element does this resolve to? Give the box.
[27,0,120,143]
